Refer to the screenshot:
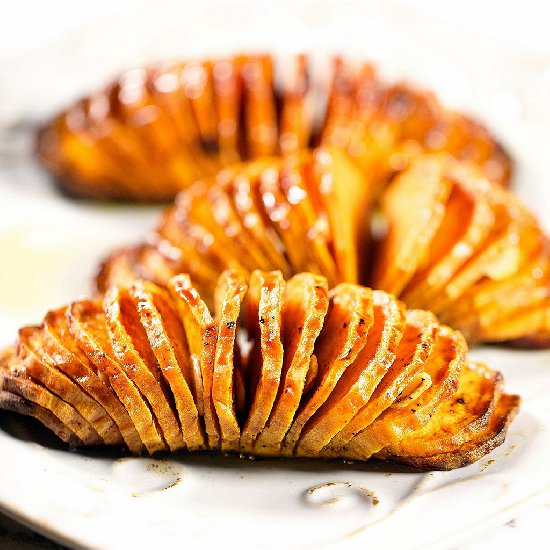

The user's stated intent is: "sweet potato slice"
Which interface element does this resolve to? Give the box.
[208,172,273,271]
[128,281,206,450]
[40,311,123,446]
[319,57,357,149]
[295,292,406,456]
[212,270,247,451]
[372,155,453,294]
[445,248,550,343]
[176,181,260,273]
[282,283,374,454]
[17,326,117,445]
[229,160,291,274]
[2,371,101,446]
[443,244,550,328]
[0,347,85,446]
[485,296,550,343]
[42,307,142,451]
[430,185,539,316]
[240,271,285,450]
[149,62,214,176]
[103,286,185,451]
[180,60,220,167]
[96,246,143,294]
[389,392,520,470]
[304,147,372,283]
[168,274,220,448]
[402,177,494,307]
[343,326,465,460]
[280,154,339,285]
[323,308,438,454]
[212,57,243,165]
[0,387,82,446]
[254,273,328,454]
[257,163,312,273]
[239,55,278,158]
[67,300,166,453]
[156,202,228,283]
[379,362,503,459]
[279,54,310,155]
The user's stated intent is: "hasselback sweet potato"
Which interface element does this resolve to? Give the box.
[36,55,511,201]
[0,271,519,470]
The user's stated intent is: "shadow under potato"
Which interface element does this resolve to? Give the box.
[0,412,420,474]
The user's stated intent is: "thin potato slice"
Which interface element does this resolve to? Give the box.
[430,185,539,316]
[258,164,312,273]
[240,271,285,449]
[96,246,143,294]
[255,273,329,454]
[402,178,494,307]
[0,387,82,446]
[103,286,185,451]
[447,254,550,344]
[42,307,142,451]
[67,300,165,453]
[282,283,374,454]
[128,281,206,450]
[326,311,437,455]
[209,171,273,271]
[319,57,357,149]
[229,161,291,274]
[280,155,339,285]
[239,55,278,158]
[212,270,248,451]
[389,393,520,470]
[343,326,465,460]
[483,296,550,343]
[442,244,550,328]
[325,308,438,454]
[304,147,372,283]
[157,203,229,283]
[380,362,503,458]
[168,274,220,449]
[212,57,242,165]
[372,155,453,295]
[296,292,406,456]
[180,60,220,168]
[17,326,117,445]
[149,62,213,177]
[279,54,310,155]
[175,181,258,273]
[1,348,101,446]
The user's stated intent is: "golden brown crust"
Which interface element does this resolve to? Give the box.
[382,393,520,470]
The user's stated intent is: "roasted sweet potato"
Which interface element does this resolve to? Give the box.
[97,152,550,347]
[0,271,519,469]
[36,54,511,202]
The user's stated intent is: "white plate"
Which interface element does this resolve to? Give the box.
[1,1,550,548]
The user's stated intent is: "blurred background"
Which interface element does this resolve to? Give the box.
[0,1,548,548]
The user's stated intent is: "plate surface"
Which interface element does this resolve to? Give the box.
[1,1,549,548]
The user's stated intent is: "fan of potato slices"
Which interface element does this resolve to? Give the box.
[98,147,550,347]
[0,270,519,469]
[36,54,511,201]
